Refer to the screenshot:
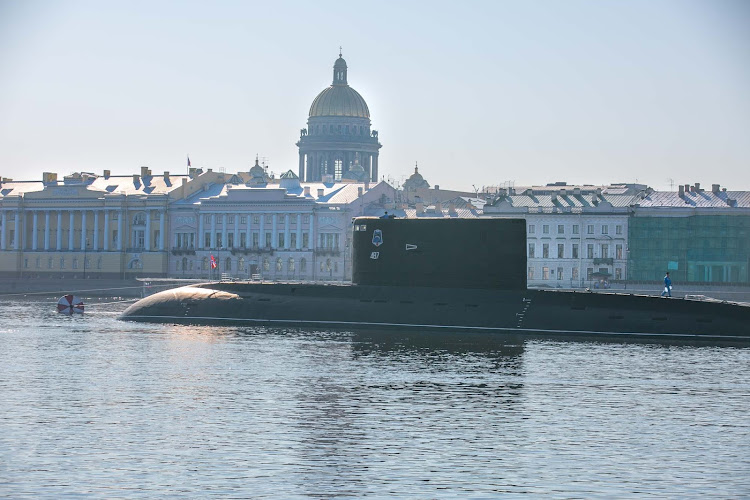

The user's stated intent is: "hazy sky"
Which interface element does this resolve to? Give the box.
[1,0,748,192]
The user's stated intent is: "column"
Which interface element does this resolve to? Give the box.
[296,214,302,250]
[159,210,165,251]
[372,154,379,182]
[210,214,216,249]
[259,213,265,247]
[271,214,278,249]
[32,211,38,250]
[233,214,239,249]
[69,211,75,250]
[246,212,251,247]
[80,210,87,249]
[103,211,110,251]
[117,210,123,251]
[298,151,305,181]
[56,212,62,250]
[284,214,290,250]
[309,211,315,250]
[1,211,6,250]
[144,210,151,251]
[221,214,227,249]
[93,211,99,251]
[14,210,21,250]
[198,212,204,249]
[44,211,50,250]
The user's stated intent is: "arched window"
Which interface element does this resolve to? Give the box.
[225,257,232,271]
[238,257,245,271]
[182,257,188,271]
[176,260,181,271]
[300,258,307,273]
[128,258,142,269]
[276,257,283,271]
[202,257,209,270]
[133,212,146,225]
[288,258,295,272]
[263,257,270,271]
[326,258,332,272]
[359,125,363,135]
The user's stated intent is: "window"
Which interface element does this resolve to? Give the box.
[216,233,223,248]
[228,216,235,224]
[112,230,118,246]
[278,233,285,249]
[542,266,550,280]
[616,244,623,259]
[558,225,564,234]
[264,232,271,248]
[240,232,247,248]
[334,159,343,180]
[205,232,211,248]
[572,244,579,259]
[35,257,40,268]
[587,224,594,235]
[528,243,535,258]
[240,216,247,224]
[48,257,53,269]
[225,257,232,271]
[227,233,234,248]
[616,225,622,235]
[542,224,549,234]
[557,267,563,280]
[587,244,594,259]
[528,267,535,279]
[253,215,260,224]
[602,244,609,259]
[290,233,297,248]
[265,215,272,224]
[572,225,579,235]
[587,268,594,280]
[205,215,211,224]
[302,233,309,248]
[572,267,579,280]
[24,258,28,269]
[615,268,622,280]
[202,257,208,270]
[60,257,65,269]
[557,244,564,259]
[154,230,160,248]
[238,257,245,271]
[133,230,145,249]
[542,244,549,258]
[528,225,535,234]
[303,215,310,224]
[96,258,102,270]
[602,225,609,235]
[133,213,145,225]
[300,258,307,273]
[252,232,259,248]
[72,258,78,269]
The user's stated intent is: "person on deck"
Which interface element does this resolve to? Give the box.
[661,272,672,297]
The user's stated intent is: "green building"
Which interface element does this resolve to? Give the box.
[628,185,750,284]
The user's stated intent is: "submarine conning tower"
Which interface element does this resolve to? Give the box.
[352,217,527,290]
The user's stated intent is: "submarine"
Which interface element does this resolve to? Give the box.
[120,217,750,341]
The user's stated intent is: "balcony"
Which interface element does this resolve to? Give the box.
[593,257,614,265]
[171,248,196,256]
[314,247,341,257]
[230,247,275,256]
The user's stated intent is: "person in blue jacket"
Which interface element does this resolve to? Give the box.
[661,272,672,297]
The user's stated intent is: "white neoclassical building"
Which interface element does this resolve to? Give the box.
[484,184,645,288]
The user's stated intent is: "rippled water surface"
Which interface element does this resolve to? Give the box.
[1,299,749,498]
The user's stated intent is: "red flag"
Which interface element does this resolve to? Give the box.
[210,255,217,269]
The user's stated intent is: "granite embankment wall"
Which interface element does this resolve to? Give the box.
[0,278,192,299]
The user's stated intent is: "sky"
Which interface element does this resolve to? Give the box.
[1,0,748,193]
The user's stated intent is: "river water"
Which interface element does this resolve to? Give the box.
[1,299,749,498]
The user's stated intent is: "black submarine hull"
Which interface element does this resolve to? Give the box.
[120,281,750,340]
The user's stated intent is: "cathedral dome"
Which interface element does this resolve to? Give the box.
[308,54,370,119]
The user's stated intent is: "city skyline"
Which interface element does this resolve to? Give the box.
[1,0,748,192]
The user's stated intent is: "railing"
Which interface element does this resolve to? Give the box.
[171,248,196,255]
[314,247,341,256]
[593,257,614,265]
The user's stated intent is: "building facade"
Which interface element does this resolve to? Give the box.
[296,53,382,182]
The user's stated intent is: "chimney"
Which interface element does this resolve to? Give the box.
[694,182,701,192]
[140,166,149,177]
[103,170,110,179]
[181,178,187,187]
[551,193,558,203]
[317,188,324,198]
[679,185,685,197]
[189,167,197,178]
[163,171,169,181]
[448,202,457,215]
[596,188,602,196]
[133,174,140,184]
[304,186,311,197]
[573,188,581,196]
[435,185,439,190]
[42,172,58,184]
[207,168,213,173]
[685,184,690,193]
[364,180,369,191]
[560,189,567,196]
[357,187,363,197]
[712,184,720,193]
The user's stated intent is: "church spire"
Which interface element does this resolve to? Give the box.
[333,51,348,86]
